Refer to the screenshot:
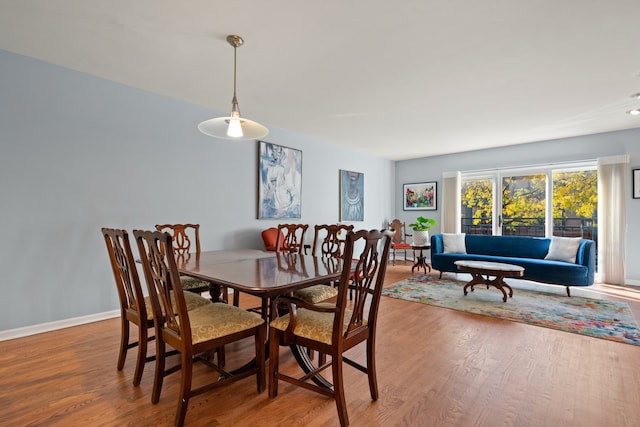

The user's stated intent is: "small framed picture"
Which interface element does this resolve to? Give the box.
[633,168,640,199]
[339,170,364,221]
[403,182,437,211]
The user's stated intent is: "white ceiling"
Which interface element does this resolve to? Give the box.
[1,0,640,160]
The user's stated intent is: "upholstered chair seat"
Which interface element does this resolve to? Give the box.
[186,302,265,343]
[143,291,211,319]
[291,285,338,305]
[179,275,213,294]
[270,303,358,345]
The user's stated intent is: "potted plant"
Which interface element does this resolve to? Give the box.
[408,216,437,246]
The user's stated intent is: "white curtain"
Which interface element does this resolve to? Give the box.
[597,155,629,284]
[441,171,461,233]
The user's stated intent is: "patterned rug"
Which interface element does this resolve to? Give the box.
[382,275,640,346]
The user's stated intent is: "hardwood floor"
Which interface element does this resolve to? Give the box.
[1,264,640,426]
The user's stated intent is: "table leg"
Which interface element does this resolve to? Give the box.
[208,284,225,303]
[411,249,432,274]
[463,273,512,302]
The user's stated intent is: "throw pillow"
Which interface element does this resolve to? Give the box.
[544,237,581,263]
[443,233,466,254]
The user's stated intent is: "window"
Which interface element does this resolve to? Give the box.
[461,163,597,242]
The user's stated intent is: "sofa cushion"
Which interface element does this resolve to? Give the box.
[443,233,466,254]
[544,236,581,263]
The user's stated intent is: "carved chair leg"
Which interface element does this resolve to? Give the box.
[117,318,129,371]
[332,355,349,427]
[133,326,147,386]
[366,338,378,401]
[268,328,280,398]
[151,339,166,404]
[256,324,266,392]
[175,352,193,427]
[217,346,226,368]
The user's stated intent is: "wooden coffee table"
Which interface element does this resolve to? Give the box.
[454,260,524,302]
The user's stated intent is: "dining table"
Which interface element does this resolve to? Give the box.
[175,248,344,388]
[175,249,342,304]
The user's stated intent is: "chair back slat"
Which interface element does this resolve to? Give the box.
[102,228,147,319]
[155,223,201,256]
[311,224,354,258]
[275,224,308,253]
[135,229,189,342]
[336,229,393,338]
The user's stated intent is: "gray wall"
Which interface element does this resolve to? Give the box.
[395,128,640,284]
[0,50,394,331]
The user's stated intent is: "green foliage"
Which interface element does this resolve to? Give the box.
[502,174,546,225]
[408,216,437,231]
[461,171,597,226]
[552,171,597,218]
[461,179,493,225]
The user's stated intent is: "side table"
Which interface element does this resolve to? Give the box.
[411,244,432,274]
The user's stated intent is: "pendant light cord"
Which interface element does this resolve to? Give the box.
[231,42,239,114]
[233,44,237,100]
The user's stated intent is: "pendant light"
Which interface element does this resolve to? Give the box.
[198,35,269,140]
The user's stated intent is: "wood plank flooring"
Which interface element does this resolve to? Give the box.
[1,264,639,426]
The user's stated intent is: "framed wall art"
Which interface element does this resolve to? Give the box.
[634,168,640,199]
[403,181,437,211]
[339,169,364,221]
[258,141,302,219]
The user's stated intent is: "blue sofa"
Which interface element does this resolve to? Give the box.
[430,234,596,296]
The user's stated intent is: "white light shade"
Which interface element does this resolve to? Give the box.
[198,117,269,140]
[198,36,269,140]
[226,117,243,137]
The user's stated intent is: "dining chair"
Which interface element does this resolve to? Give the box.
[155,223,229,303]
[268,229,394,427]
[134,229,266,427]
[252,223,307,315]
[275,223,309,253]
[389,218,413,265]
[292,223,354,305]
[101,228,211,386]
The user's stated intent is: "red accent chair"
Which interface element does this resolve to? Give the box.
[261,227,282,251]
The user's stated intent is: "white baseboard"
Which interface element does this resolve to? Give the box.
[0,310,120,342]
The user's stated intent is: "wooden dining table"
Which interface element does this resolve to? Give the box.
[176,249,343,388]
[175,249,342,306]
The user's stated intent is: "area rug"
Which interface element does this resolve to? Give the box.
[382,275,640,346]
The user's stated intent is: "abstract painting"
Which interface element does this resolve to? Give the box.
[258,141,302,219]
